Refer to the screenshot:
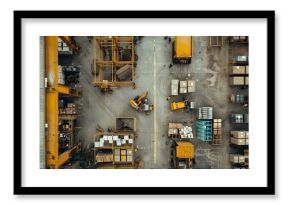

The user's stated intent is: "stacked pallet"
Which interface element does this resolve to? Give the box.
[212,119,222,145]
[96,153,113,162]
[198,107,213,119]
[187,80,195,93]
[179,81,187,94]
[230,131,249,145]
[59,103,77,115]
[171,79,179,96]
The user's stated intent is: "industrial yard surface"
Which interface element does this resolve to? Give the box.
[41,36,249,169]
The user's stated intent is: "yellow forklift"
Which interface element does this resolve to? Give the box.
[171,100,196,111]
[129,91,154,114]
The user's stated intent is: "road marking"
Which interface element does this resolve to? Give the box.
[153,38,157,164]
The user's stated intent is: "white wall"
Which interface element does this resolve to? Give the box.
[0,0,288,204]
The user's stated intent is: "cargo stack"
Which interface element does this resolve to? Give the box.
[198,107,213,119]
[179,80,187,94]
[229,65,249,86]
[230,131,249,145]
[127,149,133,162]
[114,149,120,162]
[229,154,245,164]
[95,153,113,163]
[212,119,222,145]
[187,80,195,93]
[58,65,65,85]
[121,149,127,162]
[59,103,77,115]
[171,79,179,96]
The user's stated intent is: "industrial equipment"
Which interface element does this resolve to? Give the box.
[130,91,154,113]
[172,141,195,169]
[92,36,136,91]
[172,36,193,64]
[45,36,81,169]
[170,100,195,111]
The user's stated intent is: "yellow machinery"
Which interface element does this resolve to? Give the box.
[172,36,192,64]
[171,100,195,111]
[171,101,186,110]
[174,141,195,169]
[92,36,136,91]
[130,91,153,113]
[45,36,81,169]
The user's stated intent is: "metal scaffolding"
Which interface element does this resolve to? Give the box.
[92,36,135,91]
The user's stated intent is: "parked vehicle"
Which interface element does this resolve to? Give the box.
[172,36,193,64]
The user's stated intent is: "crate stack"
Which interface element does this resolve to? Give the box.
[198,107,213,119]
[230,131,249,146]
[212,119,222,145]
[95,153,113,163]
[58,65,65,85]
[171,79,179,96]
[187,80,195,93]
[59,103,77,115]
[229,65,249,86]
[179,80,187,94]
[113,149,133,163]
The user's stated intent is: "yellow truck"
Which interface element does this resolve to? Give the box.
[171,100,196,111]
[174,141,195,169]
[172,36,193,64]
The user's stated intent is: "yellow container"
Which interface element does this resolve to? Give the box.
[176,141,194,159]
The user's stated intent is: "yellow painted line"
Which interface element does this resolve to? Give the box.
[153,38,157,164]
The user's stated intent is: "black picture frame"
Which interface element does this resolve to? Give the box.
[14,10,275,195]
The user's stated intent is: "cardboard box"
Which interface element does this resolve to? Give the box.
[180,81,187,88]
[121,155,127,162]
[114,149,120,155]
[187,86,195,93]
[180,87,187,94]
[114,155,120,162]
[121,149,127,156]
[127,155,132,162]
[127,149,133,156]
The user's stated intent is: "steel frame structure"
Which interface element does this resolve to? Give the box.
[92,36,135,90]
[45,36,81,169]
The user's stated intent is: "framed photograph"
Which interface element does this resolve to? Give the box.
[14,10,275,195]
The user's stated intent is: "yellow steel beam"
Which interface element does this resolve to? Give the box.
[57,84,70,95]
[45,36,59,168]
[58,144,81,168]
